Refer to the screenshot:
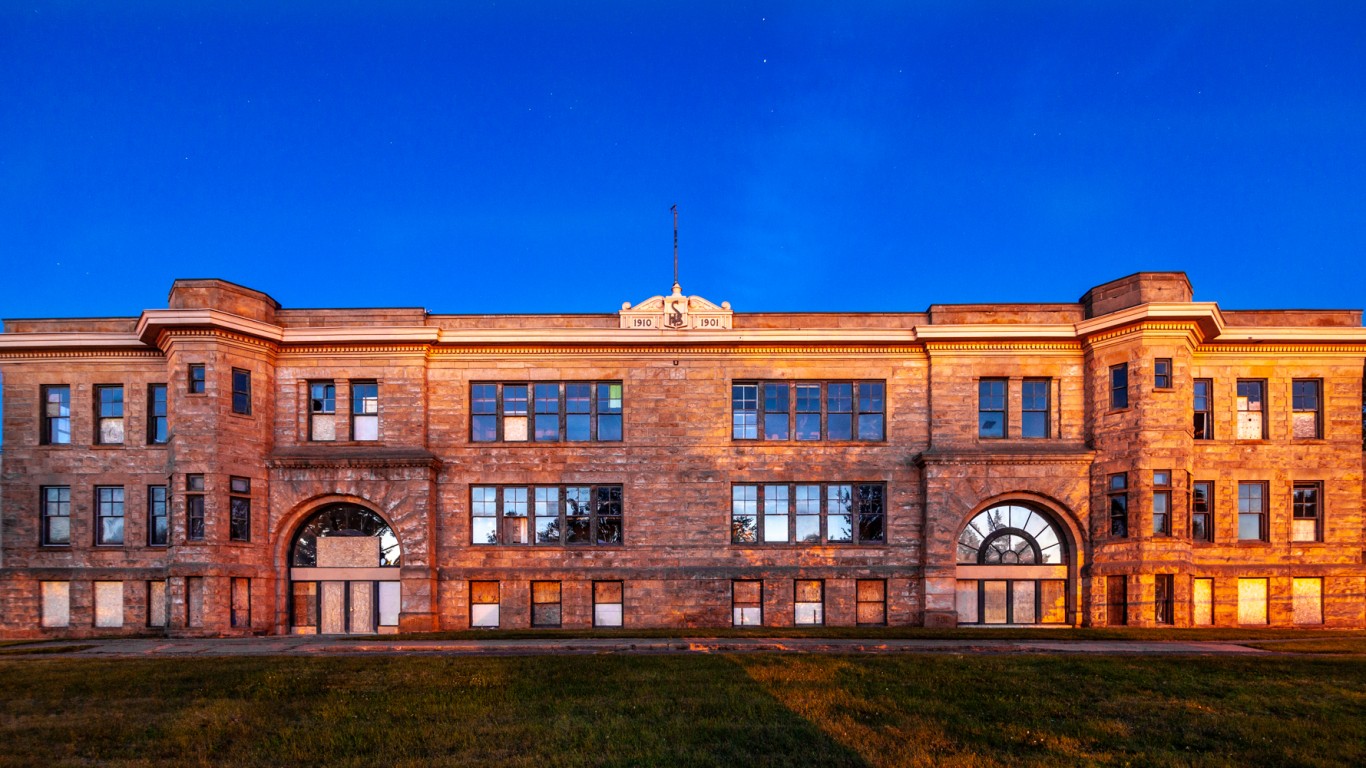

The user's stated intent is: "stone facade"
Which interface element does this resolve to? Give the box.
[1,272,1363,637]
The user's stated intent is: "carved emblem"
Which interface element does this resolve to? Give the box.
[620,284,733,330]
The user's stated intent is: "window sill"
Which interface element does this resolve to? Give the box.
[729,542,887,548]
[91,444,125,449]
[39,544,72,549]
[730,440,887,445]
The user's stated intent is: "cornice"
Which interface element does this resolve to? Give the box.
[1083,321,1205,350]
[429,345,928,357]
[1196,343,1366,356]
[267,453,443,470]
[154,327,280,355]
[0,349,163,362]
[1073,302,1224,342]
[434,327,921,345]
[137,308,284,346]
[0,332,149,353]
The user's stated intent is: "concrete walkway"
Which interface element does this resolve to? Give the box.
[6,635,1275,658]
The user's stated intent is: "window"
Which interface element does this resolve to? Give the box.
[95,486,125,546]
[188,364,206,394]
[1109,363,1128,409]
[229,476,251,542]
[1293,577,1323,625]
[1237,578,1268,625]
[186,474,205,542]
[977,379,1006,438]
[291,583,318,630]
[1192,578,1214,626]
[1021,379,1050,438]
[1191,481,1213,542]
[472,485,622,545]
[856,579,887,625]
[41,385,71,444]
[187,577,205,627]
[94,582,123,628]
[148,486,168,546]
[1236,380,1265,439]
[593,581,624,627]
[472,382,622,442]
[1152,470,1171,536]
[231,368,252,415]
[732,381,884,441]
[470,581,500,627]
[350,381,378,440]
[1154,574,1174,625]
[147,384,168,444]
[94,385,124,444]
[730,483,884,545]
[1292,380,1322,439]
[1153,358,1172,389]
[309,382,336,441]
[41,581,71,628]
[732,580,762,626]
[1193,379,1214,440]
[1105,575,1127,626]
[40,486,70,546]
[531,581,562,627]
[148,581,169,628]
[794,580,824,625]
[231,578,251,628]
[1107,473,1128,537]
[1237,481,1267,541]
[1292,482,1322,542]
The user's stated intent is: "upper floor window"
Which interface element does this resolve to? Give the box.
[351,381,379,441]
[1292,380,1322,439]
[1107,473,1128,537]
[231,368,252,415]
[977,379,1006,438]
[188,364,206,394]
[95,385,124,444]
[95,486,125,546]
[229,476,251,541]
[1109,364,1129,409]
[1292,482,1322,542]
[1237,481,1267,541]
[1193,379,1214,440]
[1153,358,1172,389]
[40,385,71,445]
[730,482,885,545]
[1236,380,1265,439]
[147,384,168,444]
[1191,481,1213,542]
[471,484,622,546]
[148,485,168,546]
[732,381,884,442]
[471,382,622,443]
[1152,470,1171,536]
[1022,379,1051,438]
[309,382,337,441]
[41,486,71,546]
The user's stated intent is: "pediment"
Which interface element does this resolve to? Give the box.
[619,284,733,330]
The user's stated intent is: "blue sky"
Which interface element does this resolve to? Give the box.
[2,2,1364,321]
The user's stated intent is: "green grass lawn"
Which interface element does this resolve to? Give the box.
[2,653,1363,767]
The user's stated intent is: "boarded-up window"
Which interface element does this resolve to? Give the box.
[956,580,978,624]
[593,581,623,627]
[983,581,1008,624]
[148,581,168,628]
[531,581,562,627]
[292,582,318,628]
[794,580,823,625]
[856,579,886,625]
[732,580,762,626]
[187,577,205,628]
[1012,581,1036,624]
[1236,380,1265,439]
[351,381,379,441]
[1192,578,1214,626]
[1238,578,1268,625]
[309,382,336,441]
[1292,578,1323,625]
[41,581,70,628]
[231,578,251,628]
[379,582,401,627]
[470,581,499,628]
[1039,580,1067,624]
[1291,380,1321,439]
[94,581,123,628]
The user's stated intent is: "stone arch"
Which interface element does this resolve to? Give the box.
[953,492,1085,627]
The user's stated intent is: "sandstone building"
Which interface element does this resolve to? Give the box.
[1,272,1363,637]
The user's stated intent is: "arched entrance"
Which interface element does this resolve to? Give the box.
[955,503,1070,625]
[287,503,401,635]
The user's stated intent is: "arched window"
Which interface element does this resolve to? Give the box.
[291,504,400,567]
[957,504,1064,565]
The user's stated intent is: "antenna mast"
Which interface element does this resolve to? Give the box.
[671,204,680,292]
